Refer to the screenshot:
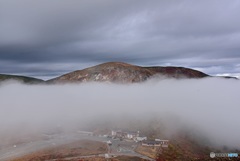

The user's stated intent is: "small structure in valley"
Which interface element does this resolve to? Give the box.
[105,153,110,158]
[135,135,147,142]
[107,140,112,145]
[142,140,169,147]
[111,129,141,140]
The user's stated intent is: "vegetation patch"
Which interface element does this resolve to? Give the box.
[11,140,107,161]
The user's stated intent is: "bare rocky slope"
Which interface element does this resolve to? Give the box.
[48,62,209,83]
[2,62,237,84]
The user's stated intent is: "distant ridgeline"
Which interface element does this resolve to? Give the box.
[0,62,238,84]
[0,74,44,84]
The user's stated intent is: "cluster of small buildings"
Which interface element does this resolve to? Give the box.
[111,129,147,142]
[111,129,169,147]
[142,139,169,147]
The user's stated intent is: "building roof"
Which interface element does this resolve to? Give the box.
[142,140,160,144]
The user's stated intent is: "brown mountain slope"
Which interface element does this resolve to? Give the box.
[0,74,44,84]
[48,62,209,83]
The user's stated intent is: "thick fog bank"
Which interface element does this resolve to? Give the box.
[0,78,239,148]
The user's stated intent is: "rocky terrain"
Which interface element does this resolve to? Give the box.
[2,62,238,84]
[48,62,209,83]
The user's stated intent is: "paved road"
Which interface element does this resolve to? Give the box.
[0,133,154,161]
[107,138,155,160]
[0,133,106,161]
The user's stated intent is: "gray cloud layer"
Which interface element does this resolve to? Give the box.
[0,0,240,79]
[0,78,240,149]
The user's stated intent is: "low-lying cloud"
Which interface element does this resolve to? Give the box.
[0,78,239,149]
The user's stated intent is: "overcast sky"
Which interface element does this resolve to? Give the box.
[0,0,240,80]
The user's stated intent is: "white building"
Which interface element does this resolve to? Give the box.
[105,153,110,158]
[142,139,169,147]
[126,132,138,139]
[107,140,112,145]
[135,136,147,142]
[111,130,117,136]
[111,129,139,140]
[154,139,169,147]
[159,140,169,147]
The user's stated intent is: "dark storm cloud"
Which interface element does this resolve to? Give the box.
[0,0,240,79]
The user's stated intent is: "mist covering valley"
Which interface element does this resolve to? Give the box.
[0,77,239,151]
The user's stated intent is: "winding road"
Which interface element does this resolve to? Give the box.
[0,133,154,161]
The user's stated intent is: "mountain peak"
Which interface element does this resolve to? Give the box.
[48,62,209,83]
